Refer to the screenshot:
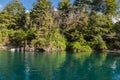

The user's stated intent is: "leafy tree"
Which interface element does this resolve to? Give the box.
[58,1,89,42]
[108,21,120,49]
[85,12,113,50]
[3,0,25,29]
[30,0,66,51]
[0,11,15,46]
[9,30,27,47]
[91,0,117,15]
[90,35,107,50]
[87,12,113,37]
[58,0,71,12]
[0,0,119,51]
[103,0,117,15]
[113,20,120,33]
[30,0,52,28]
[68,34,92,52]
[73,0,92,12]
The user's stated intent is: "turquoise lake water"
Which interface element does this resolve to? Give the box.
[0,50,120,80]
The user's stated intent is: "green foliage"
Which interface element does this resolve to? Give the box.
[9,30,27,46]
[4,0,25,13]
[0,0,119,52]
[33,0,52,11]
[90,35,107,50]
[107,21,120,49]
[73,0,91,12]
[48,29,66,50]
[30,0,67,51]
[68,35,92,52]
[114,21,120,33]
[59,11,89,42]
[68,41,92,52]
[31,27,66,51]
[30,0,52,22]
[3,0,25,29]
[0,29,14,46]
[91,0,117,15]
[0,11,15,30]
[26,28,36,42]
[58,0,71,12]
[103,0,117,15]
[89,12,113,36]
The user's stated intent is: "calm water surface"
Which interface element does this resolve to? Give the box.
[0,50,120,80]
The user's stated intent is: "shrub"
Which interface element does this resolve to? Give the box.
[68,41,92,52]
[9,30,27,47]
[90,35,107,50]
[31,29,67,51]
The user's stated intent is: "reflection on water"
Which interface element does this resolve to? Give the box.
[0,50,120,80]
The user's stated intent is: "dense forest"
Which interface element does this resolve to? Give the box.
[0,0,120,52]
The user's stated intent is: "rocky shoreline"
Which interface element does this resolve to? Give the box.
[0,46,64,52]
[1,46,120,53]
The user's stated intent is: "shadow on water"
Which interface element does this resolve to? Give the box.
[0,50,120,80]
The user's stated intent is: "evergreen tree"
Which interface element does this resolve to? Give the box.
[30,0,52,29]
[0,0,119,51]
[86,12,113,50]
[3,0,25,29]
[0,11,13,30]
[91,0,117,15]
[73,0,92,12]
[58,0,71,12]
[30,0,66,51]
[103,0,117,15]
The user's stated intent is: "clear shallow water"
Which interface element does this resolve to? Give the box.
[0,50,120,80]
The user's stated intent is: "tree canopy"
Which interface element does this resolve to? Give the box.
[0,0,120,52]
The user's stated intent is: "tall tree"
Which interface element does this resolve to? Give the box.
[103,0,117,15]
[30,0,66,51]
[86,12,113,50]
[0,11,13,30]
[30,0,52,29]
[91,0,117,15]
[58,0,71,12]
[3,0,25,29]
[73,0,92,12]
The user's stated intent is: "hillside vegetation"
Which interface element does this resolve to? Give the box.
[0,0,120,52]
